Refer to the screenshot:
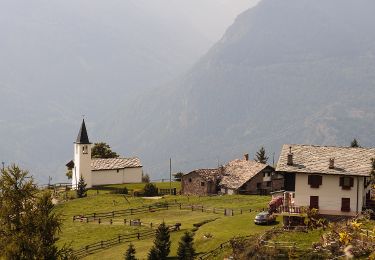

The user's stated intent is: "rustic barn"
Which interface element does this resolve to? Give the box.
[181,169,221,196]
[220,158,283,195]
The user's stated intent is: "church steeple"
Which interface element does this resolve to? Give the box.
[76,119,91,144]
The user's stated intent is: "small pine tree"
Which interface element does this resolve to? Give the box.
[177,232,195,260]
[143,183,158,197]
[124,243,137,260]
[148,222,171,260]
[350,138,360,147]
[147,247,159,260]
[76,176,87,198]
[255,147,269,164]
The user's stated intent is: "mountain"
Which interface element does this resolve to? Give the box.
[0,0,254,182]
[103,0,375,178]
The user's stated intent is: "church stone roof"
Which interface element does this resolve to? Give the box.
[220,159,271,190]
[276,144,375,177]
[76,119,91,144]
[91,157,142,171]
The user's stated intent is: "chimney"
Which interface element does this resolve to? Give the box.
[287,146,293,166]
[329,158,335,169]
[244,154,249,161]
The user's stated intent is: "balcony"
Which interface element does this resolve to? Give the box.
[274,205,305,216]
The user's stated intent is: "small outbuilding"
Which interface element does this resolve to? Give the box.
[181,169,221,196]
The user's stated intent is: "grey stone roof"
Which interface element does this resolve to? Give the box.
[220,159,270,190]
[91,157,142,171]
[276,144,375,177]
[184,169,220,182]
[76,119,91,144]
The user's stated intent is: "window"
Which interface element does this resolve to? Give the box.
[308,175,322,188]
[188,178,192,183]
[257,182,262,188]
[310,196,319,209]
[116,169,119,173]
[201,182,205,187]
[83,145,88,154]
[341,198,350,212]
[340,177,354,190]
[266,181,272,187]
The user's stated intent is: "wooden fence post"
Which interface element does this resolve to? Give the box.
[191,205,194,211]
[98,218,101,224]
[110,219,113,225]
[232,210,234,216]
[240,209,243,214]
[179,203,181,210]
[202,206,204,212]
[124,219,127,225]
[137,233,140,239]
[130,209,133,215]
[93,213,96,220]
[118,235,121,243]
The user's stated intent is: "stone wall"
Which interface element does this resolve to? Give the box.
[181,172,216,196]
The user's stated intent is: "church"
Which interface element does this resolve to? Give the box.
[68,120,143,189]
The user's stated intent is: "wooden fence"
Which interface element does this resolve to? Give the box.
[73,203,266,223]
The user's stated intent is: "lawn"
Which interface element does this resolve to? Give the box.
[55,189,274,259]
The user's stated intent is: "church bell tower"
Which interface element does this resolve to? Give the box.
[72,119,92,189]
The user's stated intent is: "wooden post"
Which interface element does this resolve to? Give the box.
[98,218,101,224]
[110,219,113,225]
[137,233,140,239]
[241,209,243,214]
[118,235,121,243]
[130,209,133,215]
[124,219,127,224]
[179,203,181,210]
[150,223,153,228]
[191,205,193,211]
[232,210,234,216]
[93,213,96,220]
[202,206,204,212]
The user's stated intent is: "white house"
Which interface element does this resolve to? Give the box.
[275,144,373,217]
[69,120,143,189]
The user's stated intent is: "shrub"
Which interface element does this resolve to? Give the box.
[143,183,158,197]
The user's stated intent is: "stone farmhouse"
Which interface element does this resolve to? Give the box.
[274,144,374,218]
[67,120,143,189]
[181,169,221,196]
[220,157,283,195]
[181,154,284,196]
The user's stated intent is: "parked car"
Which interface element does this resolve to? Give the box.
[254,211,276,225]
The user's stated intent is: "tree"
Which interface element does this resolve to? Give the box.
[147,247,159,260]
[255,147,269,164]
[66,169,72,179]
[91,142,119,158]
[76,176,87,198]
[173,172,184,182]
[142,173,150,183]
[144,183,158,197]
[0,164,73,259]
[351,139,360,148]
[177,232,195,260]
[124,243,137,260]
[148,222,171,260]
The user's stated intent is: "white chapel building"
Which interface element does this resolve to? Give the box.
[68,120,143,189]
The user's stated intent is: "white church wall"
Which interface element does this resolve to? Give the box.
[91,167,142,186]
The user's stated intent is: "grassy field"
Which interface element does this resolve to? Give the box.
[54,185,277,259]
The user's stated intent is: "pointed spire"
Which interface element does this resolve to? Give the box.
[76,119,91,144]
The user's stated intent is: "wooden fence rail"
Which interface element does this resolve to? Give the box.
[73,202,267,223]
[73,227,176,258]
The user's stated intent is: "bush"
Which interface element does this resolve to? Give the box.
[142,174,150,183]
[143,183,158,197]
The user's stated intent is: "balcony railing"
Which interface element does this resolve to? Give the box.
[275,205,303,214]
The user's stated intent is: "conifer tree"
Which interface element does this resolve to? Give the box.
[0,164,73,259]
[148,222,171,260]
[77,176,87,198]
[255,146,269,164]
[147,247,159,260]
[124,243,137,260]
[177,232,195,260]
[351,138,360,147]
